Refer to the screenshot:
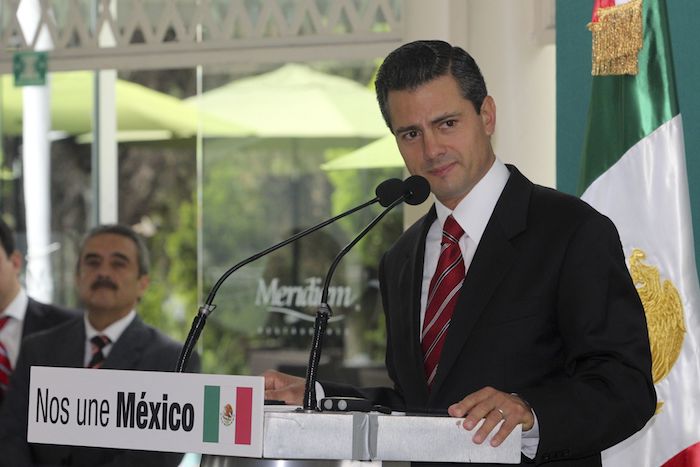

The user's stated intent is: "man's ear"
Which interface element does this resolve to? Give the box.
[480,96,496,136]
[137,274,150,300]
[10,250,23,275]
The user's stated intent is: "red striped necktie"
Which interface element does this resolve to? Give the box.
[87,335,111,369]
[0,316,12,398]
[421,215,465,387]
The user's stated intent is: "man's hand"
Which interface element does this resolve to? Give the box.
[263,369,305,406]
[448,387,534,447]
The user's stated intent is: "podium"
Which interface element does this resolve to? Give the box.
[201,407,520,465]
[26,368,520,465]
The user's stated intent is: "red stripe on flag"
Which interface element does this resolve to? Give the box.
[662,442,700,467]
[235,387,253,445]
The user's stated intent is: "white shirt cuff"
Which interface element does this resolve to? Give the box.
[521,410,540,459]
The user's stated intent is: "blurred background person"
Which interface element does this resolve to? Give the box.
[0,223,199,467]
[0,218,77,406]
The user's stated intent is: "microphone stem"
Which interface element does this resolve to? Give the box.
[175,197,380,373]
[321,196,404,302]
[303,303,331,410]
[204,197,379,306]
[304,195,405,407]
[175,304,214,372]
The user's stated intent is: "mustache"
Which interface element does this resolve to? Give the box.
[90,277,118,290]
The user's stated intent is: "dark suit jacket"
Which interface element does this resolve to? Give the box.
[22,298,78,339]
[0,314,200,467]
[0,298,77,408]
[328,166,656,466]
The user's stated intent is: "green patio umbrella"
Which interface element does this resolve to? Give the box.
[185,64,389,314]
[321,134,404,170]
[185,63,386,138]
[0,71,248,138]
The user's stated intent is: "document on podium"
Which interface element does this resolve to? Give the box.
[376,413,521,464]
[262,406,521,463]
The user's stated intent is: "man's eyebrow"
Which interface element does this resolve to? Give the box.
[110,252,131,262]
[431,111,462,125]
[394,112,463,134]
[81,252,131,263]
[394,123,420,134]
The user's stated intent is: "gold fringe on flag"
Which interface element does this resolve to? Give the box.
[588,0,643,76]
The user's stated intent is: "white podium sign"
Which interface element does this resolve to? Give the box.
[27,367,264,458]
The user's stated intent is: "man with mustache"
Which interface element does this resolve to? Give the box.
[0,219,77,407]
[0,224,199,466]
[264,40,655,466]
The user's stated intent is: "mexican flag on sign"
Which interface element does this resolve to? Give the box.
[203,386,253,446]
[580,0,700,465]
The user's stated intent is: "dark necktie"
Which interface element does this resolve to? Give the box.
[87,335,111,369]
[0,316,12,398]
[421,215,465,387]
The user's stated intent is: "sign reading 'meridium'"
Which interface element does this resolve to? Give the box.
[28,367,264,457]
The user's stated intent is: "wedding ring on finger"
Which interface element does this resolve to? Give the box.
[496,408,506,420]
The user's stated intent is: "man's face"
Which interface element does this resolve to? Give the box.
[0,248,21,311]
[388,74,497,209]
[76,233,148,320]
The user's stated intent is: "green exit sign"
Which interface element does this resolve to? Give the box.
[13,51,48,86]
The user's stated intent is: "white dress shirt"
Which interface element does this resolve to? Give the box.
[420,158,510,330]
[0,288,29,367]
[83,310,136,367]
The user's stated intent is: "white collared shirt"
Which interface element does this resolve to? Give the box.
[0,288,29,367]
[419,158,510,330]
[83,310,136,367]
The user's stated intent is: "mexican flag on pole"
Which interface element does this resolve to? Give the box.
[580,0,700,465]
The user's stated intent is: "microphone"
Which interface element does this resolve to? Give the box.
[175,178,405,372]
[302,175,430,410]
[375,177,404,207]
[403,174,431,206]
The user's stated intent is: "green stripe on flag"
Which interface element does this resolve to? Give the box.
[579,0,679,194]
[203,385,220,443]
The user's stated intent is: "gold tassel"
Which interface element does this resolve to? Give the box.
[588,0,643,76]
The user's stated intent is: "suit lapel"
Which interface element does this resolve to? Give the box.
[103,316,147,369]
[52,318,86,367]
[22,298,43,337]
[429,166,532,397]
[398,206,437,402]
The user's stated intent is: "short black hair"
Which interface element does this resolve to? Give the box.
[0,218,16,258]
[78,224,150,276]
[375,40,488,131]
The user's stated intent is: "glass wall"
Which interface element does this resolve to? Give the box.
[1,68,200,342]
[1,62,401,387]
[196,61,400,385]
[0,73,94,307]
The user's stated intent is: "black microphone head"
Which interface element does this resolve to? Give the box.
[403,175,431,205]
[375,178,404,207]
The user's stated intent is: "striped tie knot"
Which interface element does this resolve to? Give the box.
[87,335,111,369]
[442,215,465,246]
[421,214,466,387]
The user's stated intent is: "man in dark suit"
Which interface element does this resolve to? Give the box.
[0,219,76,405]
[0,224,199,466]
[264,40,656,466]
